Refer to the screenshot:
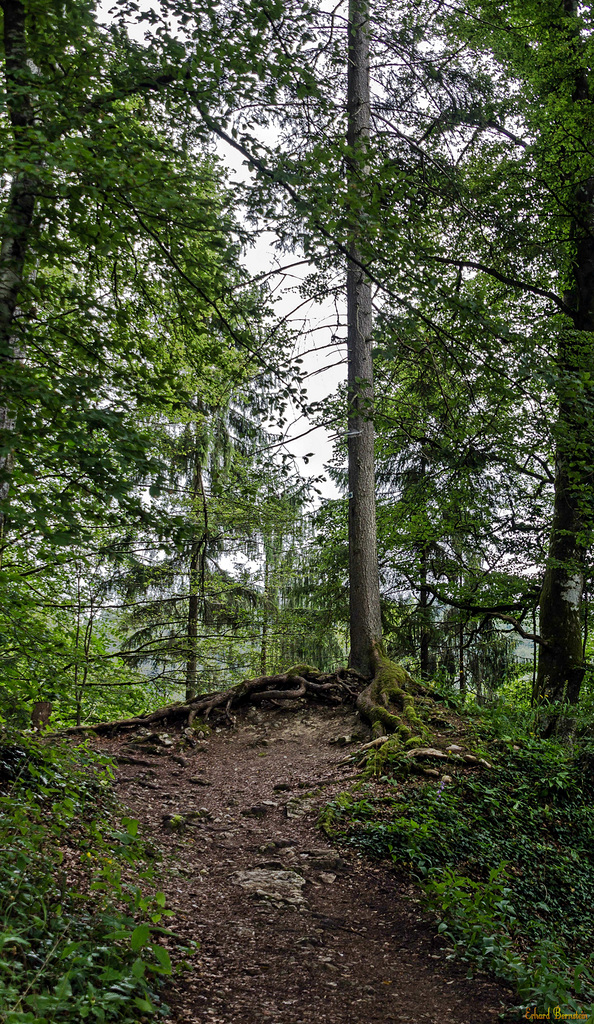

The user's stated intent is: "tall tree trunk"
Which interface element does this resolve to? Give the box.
[73,569,83,726]
[419,546,430,679]
[458,618,466,700]
[475,660,483,706]
[535,186,594,708]
[346,0,382,677]
[0,1,37,542]
[186,463,207,701]
[535,459,588,708]
[535,3,594,713]
[418,459,430,678]
[186,541,200,701]
[260,549,270,677]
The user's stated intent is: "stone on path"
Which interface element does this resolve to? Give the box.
[285,795,318,818]
[232,868,307,907]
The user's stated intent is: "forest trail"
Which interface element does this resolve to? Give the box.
[95,703,514,1024]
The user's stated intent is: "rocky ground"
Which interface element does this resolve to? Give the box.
[93,702,517,1024]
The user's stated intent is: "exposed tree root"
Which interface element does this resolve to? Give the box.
[60,649,440,748]
[356,645,433,745]
[62,665,369,737]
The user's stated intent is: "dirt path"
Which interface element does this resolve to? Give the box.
[97,703,515,1024]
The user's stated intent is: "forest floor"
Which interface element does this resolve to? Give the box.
[93,702,516,1024]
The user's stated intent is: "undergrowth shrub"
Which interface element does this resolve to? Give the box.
[322,719,594,1017]
[0,731,190,1023]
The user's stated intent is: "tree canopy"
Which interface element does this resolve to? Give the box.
[2,0,594,723]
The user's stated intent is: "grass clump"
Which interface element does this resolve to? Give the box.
[0,731,188,1023]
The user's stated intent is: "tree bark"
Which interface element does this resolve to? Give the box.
[418,541,432,679]
[418,458,430,678]
[186,540,200,701]
[535,462,586,707]
[0,1,37,542]
[535,223,594,706]
[260,549,270,676]
[346,0,382,678]
[534,3,594,711]
[185,463,207,701]
[458,618,466,700]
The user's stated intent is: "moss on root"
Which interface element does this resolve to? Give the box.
[190,718,212,735]
[286,664,321,679]
[364,737,410,776]
[357,650,432,745]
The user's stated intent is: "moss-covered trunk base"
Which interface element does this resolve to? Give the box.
[356,645,432,745]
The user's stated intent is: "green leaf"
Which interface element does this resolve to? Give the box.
[151,943,172,973]
[131,958,146,979]
[54,973,73,1000]
[130,923,150,951]
[133,996,154,1013]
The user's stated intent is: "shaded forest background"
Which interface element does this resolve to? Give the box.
[1,0,594,730]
